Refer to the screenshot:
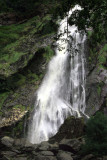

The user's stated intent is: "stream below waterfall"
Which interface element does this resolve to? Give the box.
[28,5,87,144]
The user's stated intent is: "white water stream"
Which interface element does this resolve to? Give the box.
[28,5,87,144]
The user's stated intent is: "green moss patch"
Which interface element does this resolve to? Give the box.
[0,14,57,77]
[0,92,10,110]
[98,44,107,69]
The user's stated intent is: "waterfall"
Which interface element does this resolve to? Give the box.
[28,5,87,144]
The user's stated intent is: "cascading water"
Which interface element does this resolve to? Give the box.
[28,5,87,144]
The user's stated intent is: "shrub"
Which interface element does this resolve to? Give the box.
[82,112,107,156]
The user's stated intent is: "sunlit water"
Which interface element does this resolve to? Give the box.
[28,5,87,144]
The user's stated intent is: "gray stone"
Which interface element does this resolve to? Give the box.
[24,140,33,147]
[2,151,17,160]
[1,136,14,147]
[57,151,73,160]
[35,155,57,160]
[15,157,28,160]
[32,151,39,156]
[86,67,107,116]
[59,138,81,153]
[38,141,50,151]
[14,138,26,147]
[39,151,54,156]
[81,154,94,160]
[2,151,17,157]
[103,156,107,160]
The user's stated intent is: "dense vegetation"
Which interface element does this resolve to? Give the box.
[82,112,107,156]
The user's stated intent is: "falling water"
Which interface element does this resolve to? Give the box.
[28,5,87,144]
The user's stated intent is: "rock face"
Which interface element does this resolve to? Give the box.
[0,14,56,133]
[85,39,107,116]
[0,14,56,78]
[86,67,107,116]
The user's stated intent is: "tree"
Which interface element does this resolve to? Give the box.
[82,112,107,156]
[68,0,107,42]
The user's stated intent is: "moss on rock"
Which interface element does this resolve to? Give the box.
[50,116,85,143]
[0,15,57,78]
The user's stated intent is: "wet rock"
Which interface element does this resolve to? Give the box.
[14,138,26,147]
[24,140,34,148]
[57,151,73,160]
[81,154,95,160]
[15,156,28,160]
[86,67,107,116]
[1,151,17,160]
[49,143,59,154]
[103,156,107,160]
[59,138,82,153]
[38,141,50,151]
[50,116,84,142]
[1,136,14,147]
[35,155,57,160]
[39,151,54,156]
[14,138,38,152]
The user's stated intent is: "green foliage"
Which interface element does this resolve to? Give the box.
[0,92,10,110]
[43,46,54,62]
[13,120,23,137]
[7,74,26,89]
[13,104,26,111]
[0,16,37,54]
[98,44,107,69]
[0,13,57,77]
[82,112,107,156]
[97,86,101,97]
[0,0,60,16]
[87,31,93,39]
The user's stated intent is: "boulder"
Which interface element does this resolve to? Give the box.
[81,154,95,160]
[57,151,73,160]
[38,141,51,151]
[39,151,54,156]
[59,138,82,153]
[35,155,57,160]
[103,156,107,160]
[86,67,107,116]
[50,116,85,142]
[14,138,26,147]
[1,136,14,147]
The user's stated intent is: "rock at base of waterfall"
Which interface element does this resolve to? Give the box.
[49,116,85,143]
[35,156,57,160]
[59,138,83,153]
[1,136,106,160]
[57,151,73,160]
[38,151,54,156]
[1,136,14,147]
[81,154,95,160]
